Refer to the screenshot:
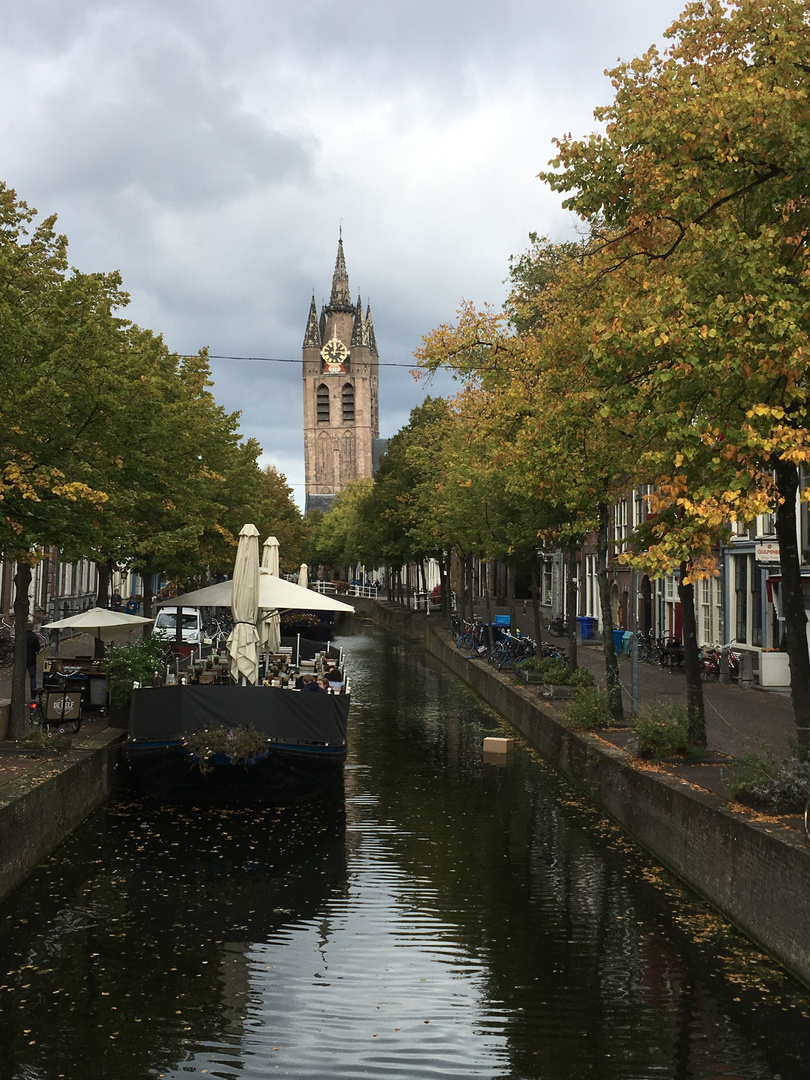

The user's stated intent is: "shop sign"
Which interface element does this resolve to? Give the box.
[755,542,780,562]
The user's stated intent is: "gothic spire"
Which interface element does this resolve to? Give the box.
[302,295,322,348]
[327,237,354,313]
[350,297,363,346]
[366,303,378,355]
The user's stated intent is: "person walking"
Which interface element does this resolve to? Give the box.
[25,621,41,700]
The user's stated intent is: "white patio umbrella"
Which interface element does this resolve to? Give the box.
[298,563,308,588]
[154,575,355,613]
[41,607,154,660]
[42,607,153,639]
[260,535,281,660]
[226,523,261,685]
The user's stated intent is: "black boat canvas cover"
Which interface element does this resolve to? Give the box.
[129,685,349,746]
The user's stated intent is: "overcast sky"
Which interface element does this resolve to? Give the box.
[2,0,687,508]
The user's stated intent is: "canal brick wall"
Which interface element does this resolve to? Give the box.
[353,599,810,989]
[0,728,124,901]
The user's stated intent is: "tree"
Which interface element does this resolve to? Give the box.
[540,0,810,742]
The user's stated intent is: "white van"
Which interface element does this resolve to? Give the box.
[152,607,205,646]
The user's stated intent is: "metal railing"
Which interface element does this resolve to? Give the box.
[312,582,378,599]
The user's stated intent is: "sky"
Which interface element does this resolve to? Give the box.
[1,0,687,508]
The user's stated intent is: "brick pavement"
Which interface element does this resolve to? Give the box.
[467,602,799,763]
[0,630,132,791]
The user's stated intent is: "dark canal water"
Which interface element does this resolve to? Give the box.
[2,619,810,1079]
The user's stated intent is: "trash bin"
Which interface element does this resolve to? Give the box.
[622,631,633,654]
[577,615,596,641]
[612,629,625,654]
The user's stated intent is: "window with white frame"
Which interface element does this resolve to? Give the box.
[615,498,629,552]
[633,486,648,531]
[756,511,776,537]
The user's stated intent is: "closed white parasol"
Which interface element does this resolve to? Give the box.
[260,535,281,657]
[226,523,261,685]
[298,563,308,588]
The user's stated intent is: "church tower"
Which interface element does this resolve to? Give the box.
[303,237,380,514]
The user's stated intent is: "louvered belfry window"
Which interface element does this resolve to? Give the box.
[317,384,330,422]
[342,383,355,422]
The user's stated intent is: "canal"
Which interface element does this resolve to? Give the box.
[1,619,809,1079]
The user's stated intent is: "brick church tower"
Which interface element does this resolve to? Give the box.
[302,237,379,514]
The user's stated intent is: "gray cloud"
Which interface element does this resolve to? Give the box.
[1,0,688,506]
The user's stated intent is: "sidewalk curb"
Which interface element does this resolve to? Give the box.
[0,728,124,900]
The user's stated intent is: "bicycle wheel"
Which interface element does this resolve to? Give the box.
[72,713,82,734]
[456,633,474,652]
[0,639,13,667]
[489,643,507,667]
[498,649,516,671]
[28,699,45,728]
[804,795,810,843]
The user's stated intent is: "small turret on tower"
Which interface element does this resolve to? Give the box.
[303,295,322,348]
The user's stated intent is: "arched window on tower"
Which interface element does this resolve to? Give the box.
[342,382,355,422]
[316,384,330,423]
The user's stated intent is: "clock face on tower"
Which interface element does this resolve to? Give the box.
[321,336,349,373]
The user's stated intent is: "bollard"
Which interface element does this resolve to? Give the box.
[739,649,754,689]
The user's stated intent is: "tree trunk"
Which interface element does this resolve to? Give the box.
[597,501,623,722]
[566,542,578,672]
[530,560,542,648]
[462,554,472,623]
[141,576,154,621]
[507,565,517,639]
[443,551,452,621]
[678,560,706,747]
[774,459,810,746]
[96,558,112,608]
[9,561,33,741]
[483,560,494,649]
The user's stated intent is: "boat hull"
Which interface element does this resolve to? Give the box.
[124,684,349,805]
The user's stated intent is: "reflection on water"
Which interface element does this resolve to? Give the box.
[1,619,809,1079]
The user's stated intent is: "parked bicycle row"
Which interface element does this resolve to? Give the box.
[449,616,568,671]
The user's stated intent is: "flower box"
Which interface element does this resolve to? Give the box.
[758,650,790,688]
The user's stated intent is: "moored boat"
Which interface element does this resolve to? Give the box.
[123,524,355,805]
[124,682,349,805]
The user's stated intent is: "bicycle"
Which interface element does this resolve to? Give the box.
[490,630,535,671]
[455,618,491,656]
[547,615,569,637]
[699,643,741,681]
[203,615,232,643]
[634,631,661,665]
[0,619,48,667]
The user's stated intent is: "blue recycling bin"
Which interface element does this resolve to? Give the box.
[612,629,624,654]
[577,615,596,641]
